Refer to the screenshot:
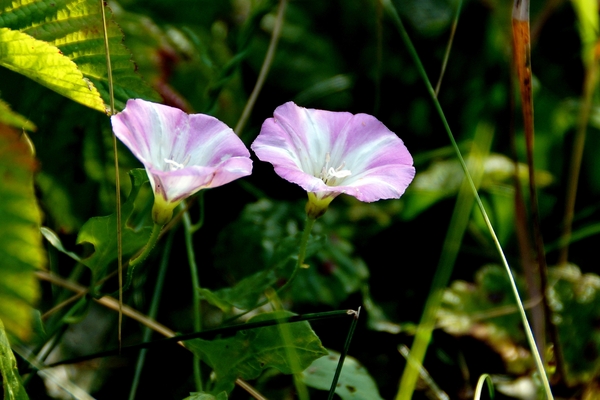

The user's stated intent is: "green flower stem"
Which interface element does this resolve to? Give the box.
[279,215,316,294]
[222,214,317,325]
[128,229,174,400]
[124,223,163,290]
[183,208,203,392]
[381,2,553,399]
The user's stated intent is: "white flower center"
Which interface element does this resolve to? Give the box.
[164,154,191,171]
[319,153,351,185]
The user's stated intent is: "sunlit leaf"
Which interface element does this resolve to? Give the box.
[572,0,599,66]
[302,350,384,400]
[0,319,29,400]
[0,124,43,341]
[76,168,151,280]
[0,28,104,112]
[186,311,327,394]
[0,0,160,111]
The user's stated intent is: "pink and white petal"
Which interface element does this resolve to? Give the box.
[339,164,416,202]
[259,102,354,176]
[149,166,216,202]
[208,156,253,188]
[112,99,189,167]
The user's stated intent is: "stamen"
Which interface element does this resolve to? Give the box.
[164,158,185,171]
[318,153,351,184]
[164,154,191,171]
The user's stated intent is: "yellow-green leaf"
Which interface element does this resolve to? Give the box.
[0,0,160,111]
[0,28,105,112]
[0,318,29,400]
[0,123,44,341]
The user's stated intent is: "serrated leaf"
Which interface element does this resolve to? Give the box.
[186,311,327,394]
[0,319,29,400]
[0,124,43,341]
[0,0,160,111]
[0,27,105,112]
[302,350,384,400]
[0,97,36,131]
[76,168,151,279]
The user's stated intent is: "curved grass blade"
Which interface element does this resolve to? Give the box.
[381,1,554,398]
[473,374,494,400]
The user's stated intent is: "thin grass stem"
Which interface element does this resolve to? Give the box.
[99,0,121,348]
[234,0,287,135]
[183,208,203,391]
[434,0,462,96]
[128,229,175,400]
[327,308,361,400]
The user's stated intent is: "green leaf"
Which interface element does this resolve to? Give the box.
[186,311,328,394]
[302,350,383,400]
[0,318,29,400]
[0,97,36,131]
[199,269,278,313]
[0,0,160,111]
[183,392,227,400]
[548,265,600,385]
[40,227,81,262]
[0,125,43,341]
[437,265,530,374]
[0,27,105,112]
[76,168,151,280]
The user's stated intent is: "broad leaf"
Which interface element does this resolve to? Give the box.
[183,392,227,400]
[0,97,36,131]
[186,311,327,394]
[76,168,151,280]
[0,28,105,112]
[0,0,160,111]
[0,125,43,341]
[302,350,384,400]
[0,319,29,400]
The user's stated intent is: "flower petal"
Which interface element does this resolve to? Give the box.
[111,99,252,207]
[252,101,415,203]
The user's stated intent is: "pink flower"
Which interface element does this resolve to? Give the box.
[251,102,415,217]
[111,99,252,224]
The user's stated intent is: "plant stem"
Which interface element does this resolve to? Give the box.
[99,0,120,347]
[279,215,316,293]
[434,0,462,96]
[235,0,287,136]
[183,209,203,391]
[128,229,174,400]
[124,223,163,292]
[327,308,360,400]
